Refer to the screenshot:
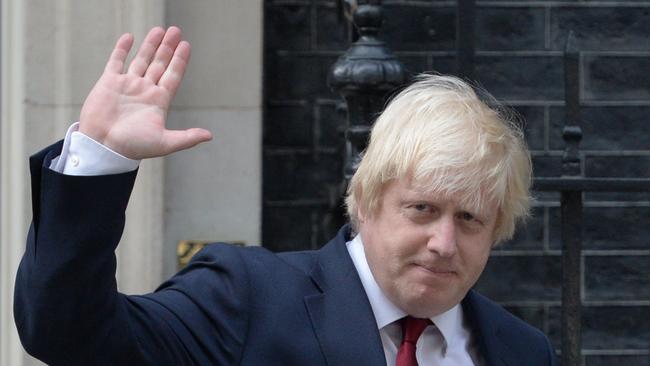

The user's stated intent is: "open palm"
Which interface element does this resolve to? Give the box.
[79,26,212,160]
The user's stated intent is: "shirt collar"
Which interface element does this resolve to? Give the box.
[346,233,465,349]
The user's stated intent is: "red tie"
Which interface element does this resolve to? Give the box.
[395,316,432,366]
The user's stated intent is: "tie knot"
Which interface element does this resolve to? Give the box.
[401,316,432,344]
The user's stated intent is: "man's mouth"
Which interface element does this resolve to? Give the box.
[413,263,456,276]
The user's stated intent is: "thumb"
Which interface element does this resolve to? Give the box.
[161,128,213,154]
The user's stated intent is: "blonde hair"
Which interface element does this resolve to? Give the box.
[346,74,532,244]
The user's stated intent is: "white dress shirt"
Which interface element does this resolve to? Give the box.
[53,122,482,365]
[346,234,482,365]
[49,122,139,175]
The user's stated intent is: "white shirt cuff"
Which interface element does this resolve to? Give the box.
[49,122,140,176]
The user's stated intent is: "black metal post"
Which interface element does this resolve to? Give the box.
[325,1,406,239]
[457,0,476,80]
[561,32,582,366]
[329,2,406,182]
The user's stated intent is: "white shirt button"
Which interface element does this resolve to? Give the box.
[70,155,80,167]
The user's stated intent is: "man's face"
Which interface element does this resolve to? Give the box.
[358,177,498,318]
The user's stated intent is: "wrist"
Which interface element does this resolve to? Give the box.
[78,121,108,147]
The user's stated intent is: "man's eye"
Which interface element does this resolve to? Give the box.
[413,204,429,211]
[459,212,477,222]
[406,204,435,219]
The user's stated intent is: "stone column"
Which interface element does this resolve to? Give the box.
[163,0,262,279]
[1,1,167,364]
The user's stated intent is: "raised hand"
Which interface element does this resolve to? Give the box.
[79,26,212,160]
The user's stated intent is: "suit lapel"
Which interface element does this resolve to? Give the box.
[462,290,518,366]
[302,229,525,366]
[304,226,386,366]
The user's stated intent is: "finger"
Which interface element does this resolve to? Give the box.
[104,33,134,74]
[161,128,213,155]
[127,27,165,76]
[144,26,182,84]
[158,40,191,96]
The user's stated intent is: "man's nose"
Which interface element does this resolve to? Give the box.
[426,215,457,257]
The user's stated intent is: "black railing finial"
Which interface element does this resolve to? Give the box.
[328,2,406,182]
[562,31,582,178]
[560,30,583,366]
[323,1,405,240]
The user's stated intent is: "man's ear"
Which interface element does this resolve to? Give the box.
[355,187,367,223]
[357,206,366,224]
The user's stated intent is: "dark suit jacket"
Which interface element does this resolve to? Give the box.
[14,142,558,366]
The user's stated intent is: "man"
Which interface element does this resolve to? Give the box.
[15,27,557,365]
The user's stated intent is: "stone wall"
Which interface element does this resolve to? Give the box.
[263,1,650,364]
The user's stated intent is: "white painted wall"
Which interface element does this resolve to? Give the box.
[0,0,262,363]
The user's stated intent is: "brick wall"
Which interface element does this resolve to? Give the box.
[263,1,650,364]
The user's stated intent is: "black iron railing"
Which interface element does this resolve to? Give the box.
[532,32,650,366]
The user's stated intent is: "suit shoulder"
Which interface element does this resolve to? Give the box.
[187,243,277,270]
[277,250,318,273]
[465,291,554,350]
[187,243,316,278]
[465,291,558,364]
[191,242,272,259]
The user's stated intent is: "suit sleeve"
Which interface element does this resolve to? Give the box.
[14,142,250,366]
